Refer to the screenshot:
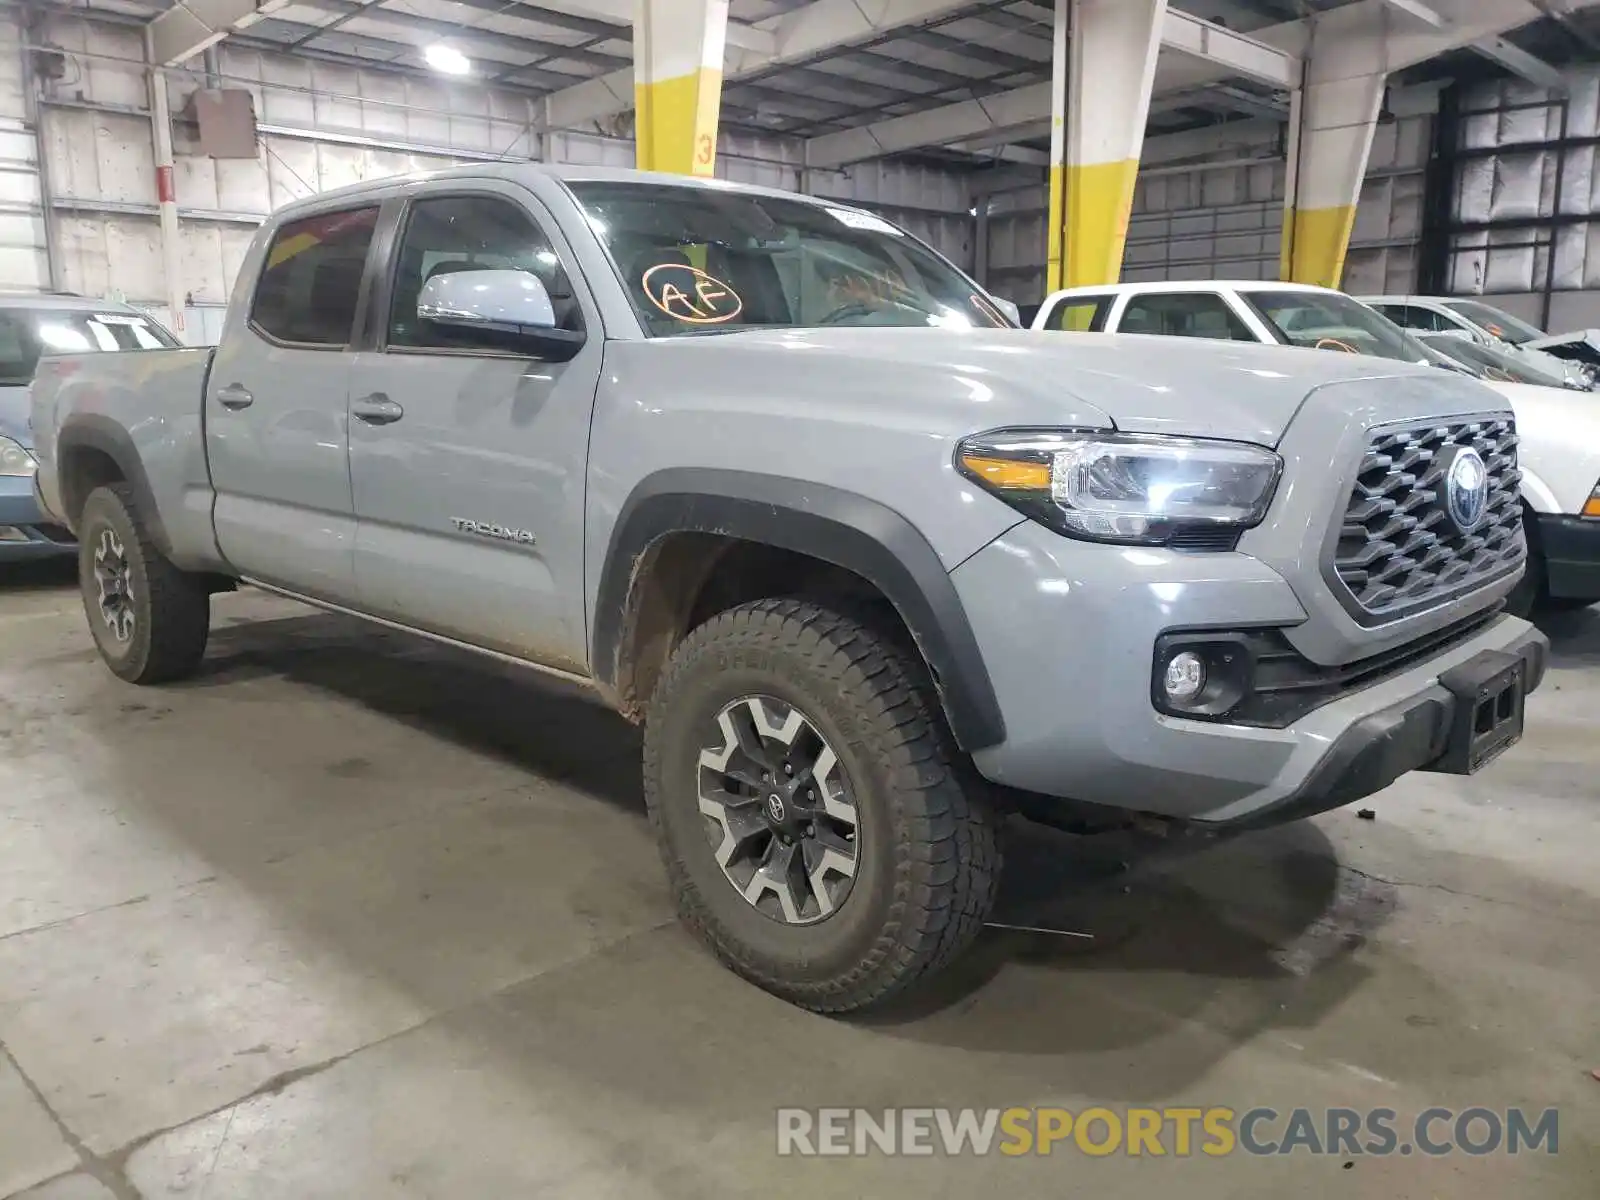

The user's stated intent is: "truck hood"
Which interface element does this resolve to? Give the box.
[691,328,1474,446]
[0,383,29,448]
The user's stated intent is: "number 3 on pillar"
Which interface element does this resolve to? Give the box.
[696,133,714,170]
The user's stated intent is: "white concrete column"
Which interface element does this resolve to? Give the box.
[633,0,729,176]
[1046,0,1167,291]
[1281,67,1386,288]
[145,31,185,338]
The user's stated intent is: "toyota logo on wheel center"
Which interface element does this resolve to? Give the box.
[767,793,787,822]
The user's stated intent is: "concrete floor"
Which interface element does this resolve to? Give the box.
[1,559,1597,1199]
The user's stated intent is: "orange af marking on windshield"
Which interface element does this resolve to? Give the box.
[641,264,744,324]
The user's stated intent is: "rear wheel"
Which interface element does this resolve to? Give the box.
[642,598,1001,1013]
[78,484,210,683]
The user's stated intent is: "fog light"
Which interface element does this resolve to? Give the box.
[1163,651,1207,703]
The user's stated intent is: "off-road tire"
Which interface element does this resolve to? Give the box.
[643,598,1001,1013]
[78,483,210,684]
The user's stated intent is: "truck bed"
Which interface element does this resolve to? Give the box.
[31,346,223,571]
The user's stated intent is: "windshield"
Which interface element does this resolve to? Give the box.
[566,182,1013,336]
[1441,299,1546,344]
[1418,333,1572,387]
[0,307,179,386]
[1241,290,1441,365]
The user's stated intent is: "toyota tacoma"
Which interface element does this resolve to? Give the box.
[29,165,1548,1012]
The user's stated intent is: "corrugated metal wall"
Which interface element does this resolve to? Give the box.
[0,10,49,291]
[982,94,1435,305]
[13,12,974,341]
[1446,67,1600,329]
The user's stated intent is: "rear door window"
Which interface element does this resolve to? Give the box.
[250,206,381,347]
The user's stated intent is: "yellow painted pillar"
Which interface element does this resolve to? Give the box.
[1046,0,1166,292]
[634,0,729,176]
[1281,70,1386,288]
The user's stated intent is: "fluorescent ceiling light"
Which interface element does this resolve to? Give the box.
[425,43,472,75]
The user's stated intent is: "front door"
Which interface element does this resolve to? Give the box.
[347,186,602,673]
[206,203,381,601]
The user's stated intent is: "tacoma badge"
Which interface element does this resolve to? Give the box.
[451,518,537,545]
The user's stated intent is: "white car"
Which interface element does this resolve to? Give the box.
[1032,280,1600,612]
[1361,294,1597,391]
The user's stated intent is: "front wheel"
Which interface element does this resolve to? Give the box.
[642,599,1001,1013]
[78,483,210,684]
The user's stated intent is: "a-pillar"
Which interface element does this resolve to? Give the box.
[1046,0,1166,292]
[1281,67,1386,287]
[633,0,729,176]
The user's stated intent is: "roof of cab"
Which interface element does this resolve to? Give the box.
[271,161,840,221]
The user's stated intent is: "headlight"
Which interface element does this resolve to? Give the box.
[0,435,36,478]
[956,428,1282,545]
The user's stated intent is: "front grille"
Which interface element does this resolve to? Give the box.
[1330,416,1523,623]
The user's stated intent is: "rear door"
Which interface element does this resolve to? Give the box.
[206,203,382,602]
[345,182,602,672]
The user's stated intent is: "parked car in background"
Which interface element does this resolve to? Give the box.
[1416,330,1580,390]
[27,165,1548,1012]
[1032,281,1600,614]
[1363,294,1598,391]
[0,294,179,562]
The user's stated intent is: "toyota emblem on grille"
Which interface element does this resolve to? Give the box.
[1443,446,1490,534]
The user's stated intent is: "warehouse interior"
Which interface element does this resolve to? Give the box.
[2,1,1599,1197]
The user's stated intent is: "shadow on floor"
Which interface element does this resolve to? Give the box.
[1536,602,1599,667]
[183,611,1384,1038]
[0,556,77,594]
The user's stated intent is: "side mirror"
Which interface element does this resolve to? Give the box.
[990,296,1022,326]
[417,269,584,360]
[1433,327,1475,341]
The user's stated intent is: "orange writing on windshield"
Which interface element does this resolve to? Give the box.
[642,264,744,324]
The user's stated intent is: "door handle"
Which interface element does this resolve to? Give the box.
[216,384,254,410]
[352,393,405,425]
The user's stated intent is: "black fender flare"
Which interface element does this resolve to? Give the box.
[55,414,174,557]
[592,469,1006,752]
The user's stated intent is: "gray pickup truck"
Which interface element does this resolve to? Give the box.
[30,164,1548,1012]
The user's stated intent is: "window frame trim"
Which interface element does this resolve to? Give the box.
[371,186,589,361]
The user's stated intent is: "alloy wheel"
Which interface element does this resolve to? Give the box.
[697,695,860,925]
[93,527,135,644]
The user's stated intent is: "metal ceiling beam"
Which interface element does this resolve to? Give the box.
[1376,0,1448,28]
[537,0,995,129]
[148,0,302,65]
[246,16,592,88]
[1470,34,1568,92]
[289,0,630,66]
[806,8,1296,167]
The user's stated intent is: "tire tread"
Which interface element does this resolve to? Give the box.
[643,597,1000,1013]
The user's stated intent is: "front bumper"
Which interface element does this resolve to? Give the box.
[0,473,76,561]
[1537,512,1600,602]
[951,521,1549,828]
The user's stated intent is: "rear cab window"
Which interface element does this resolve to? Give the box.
[0,307,179,386]
[250,205,381,348]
